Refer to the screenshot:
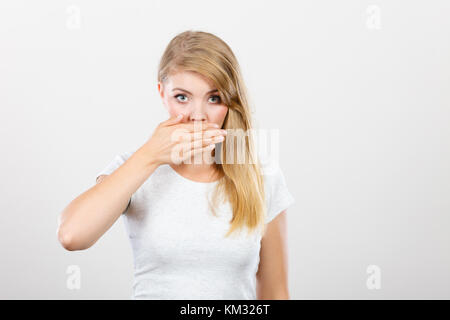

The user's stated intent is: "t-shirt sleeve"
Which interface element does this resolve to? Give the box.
[96,154,125,182]
[95,152,134,214]
[264,165,295,224]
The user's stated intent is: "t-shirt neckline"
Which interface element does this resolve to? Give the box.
[166,164,222,186]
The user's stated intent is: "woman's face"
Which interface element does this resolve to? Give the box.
[158,70,229,128]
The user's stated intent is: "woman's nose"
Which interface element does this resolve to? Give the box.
[190,114,207,122]
[189,104,207,122]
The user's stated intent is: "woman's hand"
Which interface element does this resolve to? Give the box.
[138,114,228,167]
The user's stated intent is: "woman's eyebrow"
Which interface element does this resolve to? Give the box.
[172,88,219,95]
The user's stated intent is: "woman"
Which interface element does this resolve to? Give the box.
[57,30,295,300]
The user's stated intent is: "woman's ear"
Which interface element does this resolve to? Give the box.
[158,82,168,109]
[157,82,164,99]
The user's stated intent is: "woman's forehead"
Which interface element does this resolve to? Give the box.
[166,71,217,93]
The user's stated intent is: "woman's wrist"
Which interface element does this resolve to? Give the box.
[133,146,161,173]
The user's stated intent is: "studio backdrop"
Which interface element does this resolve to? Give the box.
[0,0,449,299]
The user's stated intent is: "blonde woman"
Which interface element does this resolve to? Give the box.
[57,30,295,300]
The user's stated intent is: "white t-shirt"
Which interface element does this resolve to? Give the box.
[96,150,295,299]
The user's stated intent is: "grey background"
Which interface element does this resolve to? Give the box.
[0,0,449,299]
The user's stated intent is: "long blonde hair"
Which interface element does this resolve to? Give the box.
[157,30,267,238]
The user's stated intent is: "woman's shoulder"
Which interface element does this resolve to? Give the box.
[259,161,295,223]
[97,149,173,185]
[260,161,285,187]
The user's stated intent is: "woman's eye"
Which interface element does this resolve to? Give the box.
[209,95,221,103]
[174,94,221,104]
[174,94,188,103]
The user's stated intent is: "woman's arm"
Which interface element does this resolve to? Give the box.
[256,210,290,299]
[57,115,222,251]
[57,148,158,251]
